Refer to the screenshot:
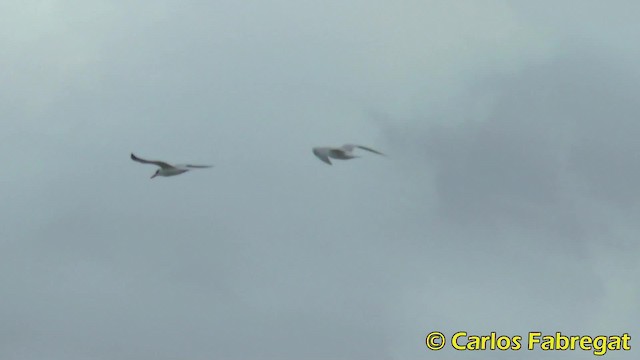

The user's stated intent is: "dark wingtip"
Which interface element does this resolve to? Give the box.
[130,153,136,160]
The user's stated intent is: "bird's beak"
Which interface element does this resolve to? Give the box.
[150,173,157,179]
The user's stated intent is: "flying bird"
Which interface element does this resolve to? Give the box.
[312,144,385,165]
[130,153,213,178]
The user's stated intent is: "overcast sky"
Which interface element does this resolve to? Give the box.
[1,1,638,359]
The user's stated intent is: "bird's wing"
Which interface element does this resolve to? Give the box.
[329,148,348,157]
[312,148,332,165]
[355,145,385,156]
[130,153,173,169]
[183,164,213,168]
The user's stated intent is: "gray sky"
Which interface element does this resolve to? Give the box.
[1,1,638,359]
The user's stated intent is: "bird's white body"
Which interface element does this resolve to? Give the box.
[312,144,384,165]
[155,167,189,177]
[130,153,213,178]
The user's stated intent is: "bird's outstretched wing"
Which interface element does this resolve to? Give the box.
[184,164,213,168]
[130,153,173,169]
[313,148,332,165]
[355,145,385,156]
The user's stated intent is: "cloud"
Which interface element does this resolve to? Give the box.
[383,48,640,247]
[1,1,638,359]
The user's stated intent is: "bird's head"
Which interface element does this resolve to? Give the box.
[150,169,159,179]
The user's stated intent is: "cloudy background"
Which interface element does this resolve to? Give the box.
[1,1,638,359]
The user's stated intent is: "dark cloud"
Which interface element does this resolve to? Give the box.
[384,50,640,251]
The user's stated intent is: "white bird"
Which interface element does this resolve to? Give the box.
[312,144,385,165]
[130,153,213,178]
